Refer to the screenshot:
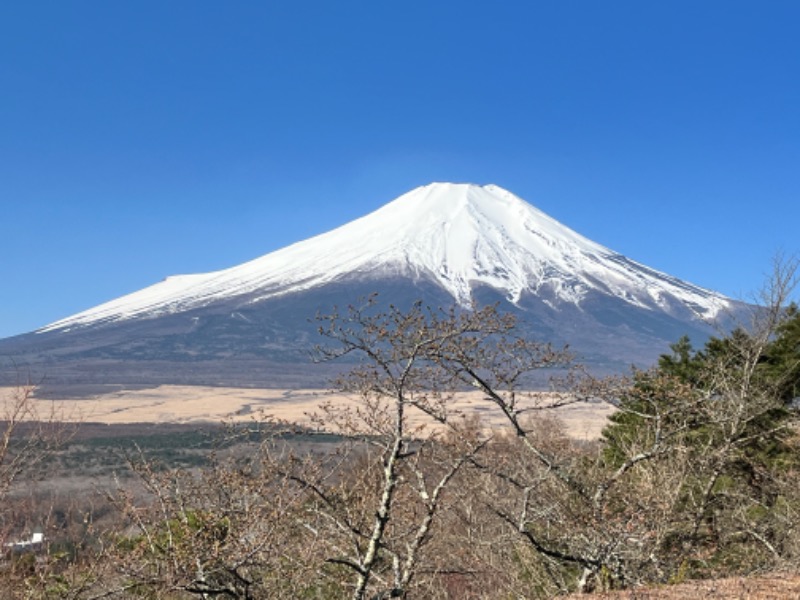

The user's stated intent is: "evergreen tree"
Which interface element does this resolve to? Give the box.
[763,303,800,404]
[600,302,800,575]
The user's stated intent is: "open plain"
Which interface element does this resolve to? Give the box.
[7,384,617,440]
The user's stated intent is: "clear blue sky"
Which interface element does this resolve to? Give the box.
[1,1,798,339]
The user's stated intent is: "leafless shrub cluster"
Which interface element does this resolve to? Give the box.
[2,259,799,598]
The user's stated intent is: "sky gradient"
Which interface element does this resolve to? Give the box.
[1,1,798,339]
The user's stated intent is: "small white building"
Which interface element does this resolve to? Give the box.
[4,532,44,551]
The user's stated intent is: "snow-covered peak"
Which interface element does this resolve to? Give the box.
[40,183,729,332]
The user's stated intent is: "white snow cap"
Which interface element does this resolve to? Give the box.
[40,183,728,332]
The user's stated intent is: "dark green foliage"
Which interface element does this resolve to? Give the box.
[605,309,800,464]
[763,303,800,403]
[601,367,697,469]
[601,303,800,578]
[658,335,704,385]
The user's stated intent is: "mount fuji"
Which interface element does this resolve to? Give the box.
[0,183,740,390]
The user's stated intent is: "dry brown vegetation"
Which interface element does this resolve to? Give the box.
[1,260,799,598]
[575,573,800,598]
[1,385,615,441]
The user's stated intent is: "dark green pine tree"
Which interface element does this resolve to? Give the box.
[762,303,800,404]
[600,306,800,574]
[604,312,800,469]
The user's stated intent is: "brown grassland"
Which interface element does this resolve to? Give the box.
[9,384,617,440]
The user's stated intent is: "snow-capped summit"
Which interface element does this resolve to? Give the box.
[40,183,728,333]
[0,182,740,386]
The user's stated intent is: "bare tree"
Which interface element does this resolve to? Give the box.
[308,298,575,599]
[430,256,800,594]
[26,257,799,598]
[99,426,336,599]
[1,381,76,537]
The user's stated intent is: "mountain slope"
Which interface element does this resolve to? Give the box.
[40,183,728,333]
[1,183,740,388]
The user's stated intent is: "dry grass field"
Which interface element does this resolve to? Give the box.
[8,384,617,440]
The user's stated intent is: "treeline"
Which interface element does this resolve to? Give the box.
[2,264,800,599]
